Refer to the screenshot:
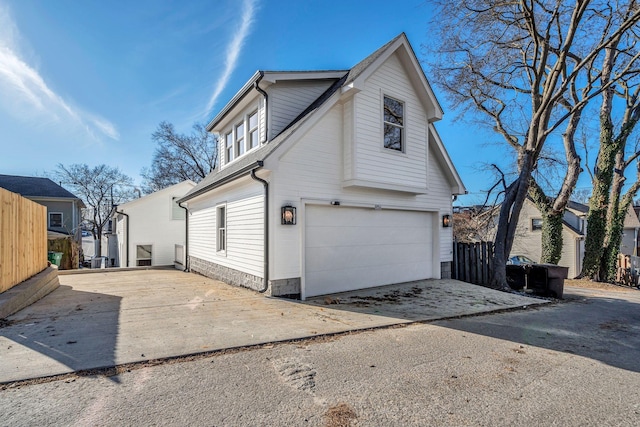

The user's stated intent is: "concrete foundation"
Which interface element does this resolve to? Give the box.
[0,266,60,318]
[189,256,265,292]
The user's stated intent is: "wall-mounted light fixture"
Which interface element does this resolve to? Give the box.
[281,205,296,225]
[442,214,452,228]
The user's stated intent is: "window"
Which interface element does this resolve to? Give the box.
[224,110,260,164]
[226,132,234,162]
[172,197,185,220]
[217,205,226,252]
[248,111,259,149]
[49,212,63,228]
[235,121,245,157]
[531,218,543,231]
[383,95,404,151]
[136,245,152,266]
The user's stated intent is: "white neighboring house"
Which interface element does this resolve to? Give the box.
[178,33,466,299]
[113,180,196,268]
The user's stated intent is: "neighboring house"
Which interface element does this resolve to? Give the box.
[178,33,466,299]
[111,180,196,268]
[621,204,640,256]
[0,174,85,241]
[510,199,586,278]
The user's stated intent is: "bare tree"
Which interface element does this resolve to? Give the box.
[583,76,640,280]
[142,122,218,193]
[54,164,135,257]
[428,0,640,289]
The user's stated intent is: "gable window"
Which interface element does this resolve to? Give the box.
[217,205,226,253]
[226,132,234,163]
[136,244,152,266]
[249,111,259,149]
[383,95,404,151]
[172,197,185,220]
[224,109,260,165]
[49,212,63,228]
[235,121,245,157]
[531,218,543,231]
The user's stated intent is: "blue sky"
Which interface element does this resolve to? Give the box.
[0,0,583,204]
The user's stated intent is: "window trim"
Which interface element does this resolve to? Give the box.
[223,107,260,166]
[382,94,405,153]
[135,244,153,266]
[531,218,543,231]
[49,212,63,228]
[216,204,227,254]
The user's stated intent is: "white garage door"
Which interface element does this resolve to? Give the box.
[304,205,434,298]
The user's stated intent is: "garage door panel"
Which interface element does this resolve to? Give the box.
[306,225,429,248]
[307,243,429,269]
[304,206,434,298]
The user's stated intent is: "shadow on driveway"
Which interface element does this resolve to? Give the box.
[431,288,640,373]
[0,285,121,383]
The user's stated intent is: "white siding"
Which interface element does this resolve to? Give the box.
[352,53,428,191]
[188,178,264,278]
[115,181,194,267]
[270,101,453,282]
[268,80,334,139]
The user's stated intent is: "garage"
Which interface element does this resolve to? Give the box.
[304,205,436,298]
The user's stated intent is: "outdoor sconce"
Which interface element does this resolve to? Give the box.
[442,214,452,228]
[281,205,296,225]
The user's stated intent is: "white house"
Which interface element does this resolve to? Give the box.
[113,180,195,268]
[178,33,466,299]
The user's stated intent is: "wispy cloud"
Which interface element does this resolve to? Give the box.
[0,4,119,141]
[204,0,258,117]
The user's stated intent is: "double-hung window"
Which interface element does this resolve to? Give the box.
[226,132,234,163]
[383,95,404,152]
[235,122,245,157]
[217,205,226,253]
[49,212,63,228]
[224,110,260,165]
[248,111,259,150]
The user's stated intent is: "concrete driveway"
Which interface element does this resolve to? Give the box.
[0,269,546,384]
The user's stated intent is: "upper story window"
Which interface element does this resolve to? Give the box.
[383,95,404,152]
[49,212,63,228]
[224,110,260,165]
[531,218,543,231]
[225,132,234,163]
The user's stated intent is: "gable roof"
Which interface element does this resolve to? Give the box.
[0,174,85,206]
[181,33,460,203]
[115,180,195,211]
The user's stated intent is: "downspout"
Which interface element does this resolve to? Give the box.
[179,201,189,272]
[254,72,268,143]
[251,168,269,293]
[115,208,129,267]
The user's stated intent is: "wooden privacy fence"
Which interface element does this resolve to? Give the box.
[0,188,48,292]
[453,241,494,285]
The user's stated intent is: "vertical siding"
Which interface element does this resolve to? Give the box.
[353,53,428,189]
[268,80,334,139]
[188,179,264,278]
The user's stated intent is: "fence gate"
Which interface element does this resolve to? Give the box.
[452,241,494,286]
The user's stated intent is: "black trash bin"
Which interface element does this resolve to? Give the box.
[527,264,568,298]
[506,265,527,290]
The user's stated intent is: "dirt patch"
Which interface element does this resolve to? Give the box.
[324,403,357,427]
[344,286,425,306]
[565,279,638,293]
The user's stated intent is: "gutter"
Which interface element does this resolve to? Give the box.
[253,72,268,143]
[178,161,264,204]
[115,207,130,267]
[250,167,269,293]
[178,201,189,272]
